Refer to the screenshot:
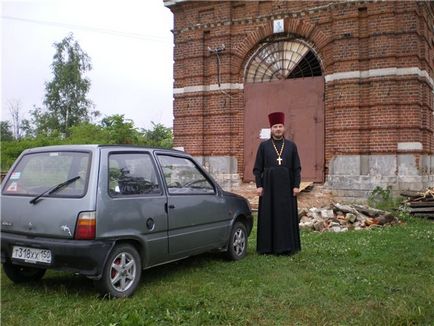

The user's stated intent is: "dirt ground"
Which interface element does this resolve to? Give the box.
[231,182,335,211]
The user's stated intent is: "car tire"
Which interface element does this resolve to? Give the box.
[94,244,141,298]
[3,263,46,283]
[225,222,248,261]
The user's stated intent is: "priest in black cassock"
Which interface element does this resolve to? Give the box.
[253,112,302,255]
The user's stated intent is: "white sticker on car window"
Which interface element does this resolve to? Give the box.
[10,172,21,180]
[7,182,18,192]
[49,152,59,156]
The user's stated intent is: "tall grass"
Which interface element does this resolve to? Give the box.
[2,215,433,325]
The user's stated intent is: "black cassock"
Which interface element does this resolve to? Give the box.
[253,138,301,255]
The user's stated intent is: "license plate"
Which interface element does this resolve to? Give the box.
[12,246,52,264]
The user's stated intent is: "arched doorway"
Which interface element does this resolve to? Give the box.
[243,39,325,183]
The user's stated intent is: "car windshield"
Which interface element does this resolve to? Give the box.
[2,151,91,197]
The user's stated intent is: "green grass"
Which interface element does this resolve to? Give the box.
[2,215,433,326]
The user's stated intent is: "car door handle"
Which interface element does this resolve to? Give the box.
[165,203,175,213]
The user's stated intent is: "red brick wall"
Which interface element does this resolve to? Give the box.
[166,1,434,179]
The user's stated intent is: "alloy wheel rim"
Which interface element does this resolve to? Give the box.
[110,252,136,292]
[232,228,246,256]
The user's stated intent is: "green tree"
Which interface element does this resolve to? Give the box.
[67,122,107,144]
[101,114,142,144]
[19,119,34,138]
[0,121,13,141]
[33,33,92,136]
[142,122,173,148]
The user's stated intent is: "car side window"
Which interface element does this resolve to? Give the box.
[108,153,160,196]
[157,155,215,195]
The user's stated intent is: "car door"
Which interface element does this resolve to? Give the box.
[156,153,230,257]
[96,149,169,267]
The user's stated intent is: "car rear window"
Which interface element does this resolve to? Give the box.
[2,151,91,197]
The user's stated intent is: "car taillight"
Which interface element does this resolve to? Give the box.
[74,211,96,240]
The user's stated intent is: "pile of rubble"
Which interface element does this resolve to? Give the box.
[401,188,434,219]
[298,203,400,232]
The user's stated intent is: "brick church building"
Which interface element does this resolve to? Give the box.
[164,0,434,198]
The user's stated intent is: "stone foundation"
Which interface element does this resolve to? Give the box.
[326,154,434,201]
[195,154,434,198]
[194,156,241,189]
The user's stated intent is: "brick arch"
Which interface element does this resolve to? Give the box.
[233,18,331,76]
[234,18,331,182]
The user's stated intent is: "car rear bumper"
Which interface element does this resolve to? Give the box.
[1,232,115,278]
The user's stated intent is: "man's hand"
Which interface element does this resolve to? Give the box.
[293,187,300,197]
[256,187,263,196]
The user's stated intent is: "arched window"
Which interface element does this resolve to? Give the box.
[245,40,322,83]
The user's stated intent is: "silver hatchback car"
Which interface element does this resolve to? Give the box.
[1,145,252,297]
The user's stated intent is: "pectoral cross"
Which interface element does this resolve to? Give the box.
[277,156,282,165]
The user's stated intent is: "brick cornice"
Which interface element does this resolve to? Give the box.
[168,1,370,35]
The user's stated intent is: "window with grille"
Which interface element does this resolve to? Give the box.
[245,40,322,83]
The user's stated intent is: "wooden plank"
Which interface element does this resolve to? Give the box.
[408,207,434,213]
[401,191,423,198]
[299,181,314,192]
[408,202,434,208]
[412,213,434,218]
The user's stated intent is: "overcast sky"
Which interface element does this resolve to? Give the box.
[1,0,174,130]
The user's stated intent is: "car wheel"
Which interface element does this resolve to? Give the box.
[3,263,46,283]
[226,222,248,261]
[94,244,141,298]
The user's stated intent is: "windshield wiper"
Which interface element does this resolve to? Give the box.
[29,176,80,205]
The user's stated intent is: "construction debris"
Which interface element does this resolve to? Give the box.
[298,203,400,232]
[401,187,434,219]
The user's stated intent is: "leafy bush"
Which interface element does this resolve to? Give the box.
[368,186,403,212]
[0,116,173,172]
[1,136,64,171]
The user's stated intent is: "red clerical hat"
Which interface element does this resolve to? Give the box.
[268,112,285,127]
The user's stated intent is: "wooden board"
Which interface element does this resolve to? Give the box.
[300,182,314,192]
